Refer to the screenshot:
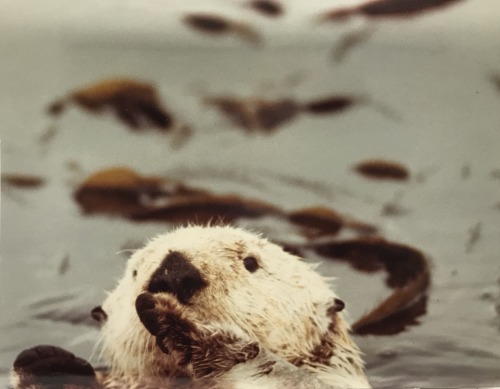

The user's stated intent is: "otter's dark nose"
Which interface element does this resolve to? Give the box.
[147,251,207,304]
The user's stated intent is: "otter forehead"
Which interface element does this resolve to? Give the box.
[149,225,266,254]
[130,226,268,272]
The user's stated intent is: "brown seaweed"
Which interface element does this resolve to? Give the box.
[206,97,254,130]
[358,0,463,17]
[1,174,45,189]
[184,14,231,33]
[319,0,463,21]
[302,96,354,115]
[183,14,261,45]
[131,195,281,225]
[310,238,430,335]
[74,167,280,224]
[353,288,428,335]
[248,0,284,17]
[288,206,377,237]
[207,94,358,131]
[76,168,376,237]
[255,100,300,131]
[354,159,410,181]
[74,167,203,216]
[288,207,344,236]
[311,238,428,288]
[48,79,172,131]
[206,97,300,132]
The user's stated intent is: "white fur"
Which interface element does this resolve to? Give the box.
[100,225,370,388]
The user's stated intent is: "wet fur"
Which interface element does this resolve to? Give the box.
[11,225,370,388]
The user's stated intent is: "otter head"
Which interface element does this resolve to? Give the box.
[98,225,356,379]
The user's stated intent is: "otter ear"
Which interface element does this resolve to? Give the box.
[327,298,345,314]
[91,306,108,323]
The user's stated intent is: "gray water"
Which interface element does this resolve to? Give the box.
[2,1,500,387]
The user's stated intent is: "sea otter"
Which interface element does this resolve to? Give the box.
[11,225,370,388]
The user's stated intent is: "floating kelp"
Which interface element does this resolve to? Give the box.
[302,96,354,115]
[288,207,344,236]
[74,167,280,224]
[131,195,282,224]
[319,0,463,21]
[353,286,428,335]
[183,13,261,45]
[206,97,254,130]
[1,174,45,189]
[206,94,359,133]
[288,206,377,237]
[255,99,300,131]
[206,96,300,132]
[184,14,231,33]
[74,167,379,236]
[248,0,284,17]
[354,159,410,181]
[312,238,427,288]
[309,238,430,335]
[74,167,204,216]
[48,78,172,131]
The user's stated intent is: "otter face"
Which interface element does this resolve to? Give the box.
[100,226,344,377]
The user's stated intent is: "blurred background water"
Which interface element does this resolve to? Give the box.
[1,1,500,387]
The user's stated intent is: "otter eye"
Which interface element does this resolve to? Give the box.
[132,270,137,278]
[243,256,259,273]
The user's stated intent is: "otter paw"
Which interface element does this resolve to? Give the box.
[135,293,261,378]
[190,335,260,379]
[136,293,196,363]
[13,345,97,388]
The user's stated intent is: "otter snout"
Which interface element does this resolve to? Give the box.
[147,251,207,304]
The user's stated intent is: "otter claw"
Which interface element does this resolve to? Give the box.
[242,342,260,361]
[136,293,163,335]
